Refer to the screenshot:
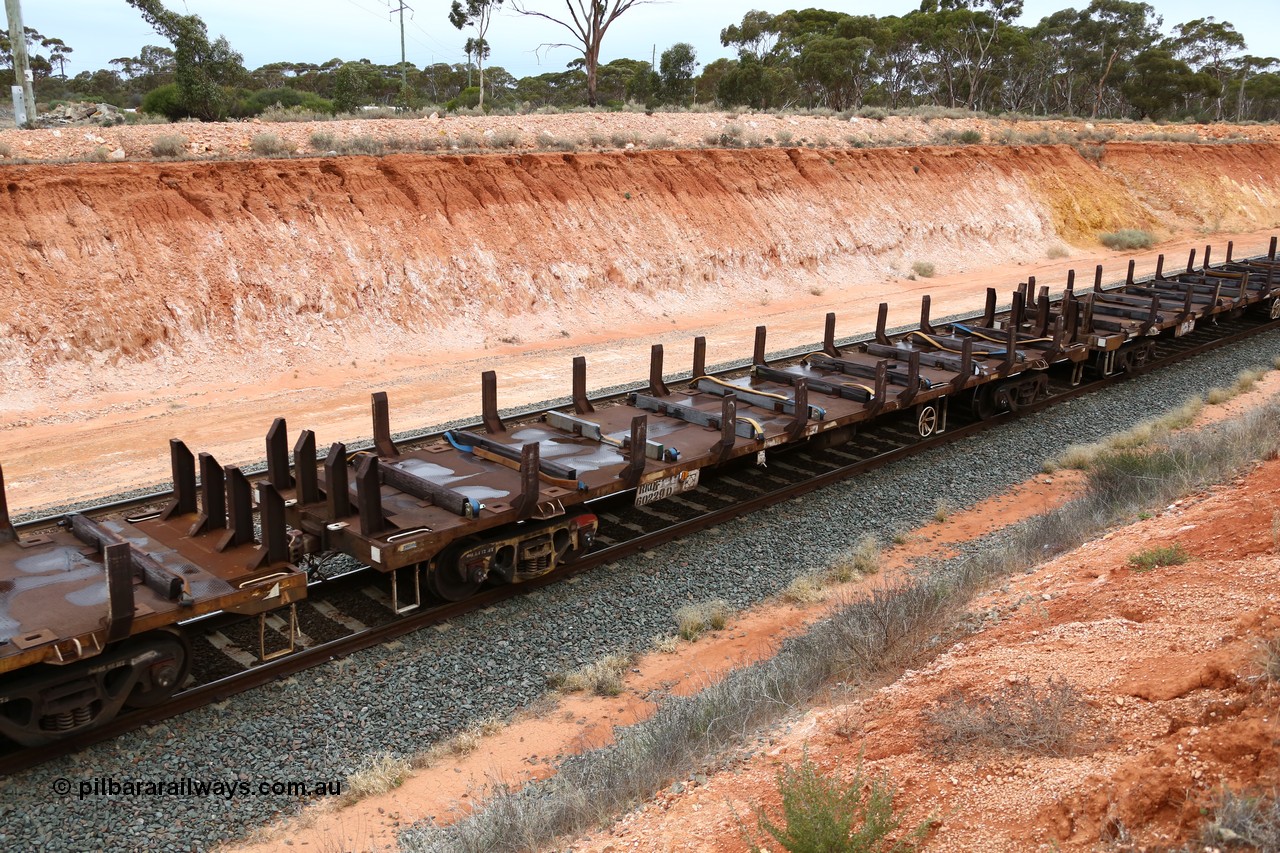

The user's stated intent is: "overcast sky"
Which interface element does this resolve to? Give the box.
[26,1,1280,83]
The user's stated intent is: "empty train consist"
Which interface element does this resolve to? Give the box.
[1,239,1277,746]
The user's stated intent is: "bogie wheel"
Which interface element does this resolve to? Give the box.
[970,386,997,421]
[121,631,191,710]
[916,404,939,438]
[425,543,484,602]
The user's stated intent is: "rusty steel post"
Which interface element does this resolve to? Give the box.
[823,312,839,356]
[875,302,890,344]
[162,439,198,520]
[952,338,973,393]
[1094,264,1104,293]
[572,356,594,414]
[788,379,809,438]
[514,443,541,519]
[266,418,292,490]
[982,288,997,328]
[717,394,737,456]
[0,462,13,543]
[220,466,255,551]
[919,295,933,335]
[625,415,647,486]
[192,451,226,536]
[354,454,383,537]
[258,484,289,566]
[648,345,669,397]
[753,326,767,366]
[371,392,398,457]
[691,336,706,379]
[481,371,504,434]
[294,430,319,505]
[104,542,135,643]
[325,442,350,519]
[1155,254,1164,280]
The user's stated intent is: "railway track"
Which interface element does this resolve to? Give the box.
[3,302,1275,776]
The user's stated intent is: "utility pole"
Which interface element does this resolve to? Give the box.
[389,1,412,87]
[5,0,36,126]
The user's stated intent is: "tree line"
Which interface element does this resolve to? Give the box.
[4,0,1279,123]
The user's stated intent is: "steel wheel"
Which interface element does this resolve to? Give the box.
[122,632,190,709]
[425,545,484,602]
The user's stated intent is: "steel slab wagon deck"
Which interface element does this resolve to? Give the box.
[0,236,1277,746]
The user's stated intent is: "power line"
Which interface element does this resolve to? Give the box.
[389,0,411,84]
[338,0,462,65]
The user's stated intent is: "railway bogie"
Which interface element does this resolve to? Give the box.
[1,236,1277,746]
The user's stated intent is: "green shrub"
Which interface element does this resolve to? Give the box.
[150,134,187,158]
[911,261,936,278]
[1126,543,1190,571]
[250,132,289,156]
[488,128,521,149]
[236,87,333,118]
[345,135,384,155]
[140,83,187,121]
[309,131,337,152]
[1099,229,1155,250]
[757,754,929,853]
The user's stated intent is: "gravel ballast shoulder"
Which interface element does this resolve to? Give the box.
[1,329,1277,852]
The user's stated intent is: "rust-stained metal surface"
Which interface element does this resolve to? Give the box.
[0,237,1276,744]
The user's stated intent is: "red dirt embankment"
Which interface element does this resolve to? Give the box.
[2,142,1279,411]
[1,141,1278,511]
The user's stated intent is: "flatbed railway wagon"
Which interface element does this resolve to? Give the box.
[1,238,1276,746]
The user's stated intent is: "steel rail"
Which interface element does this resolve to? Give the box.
[3,311,1275,775]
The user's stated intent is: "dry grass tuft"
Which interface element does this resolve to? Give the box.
[783,573,829,604]
[1258,635,1280,682]
[345,753,412,802]
[1099,229,1155,250]
[924,678,1091,757]
[827,535,881,583]
[250,132,290,156]
[1202,788,1280,851]
[933,500,954,523]
[550,652,634,696]
[410,717,506,770]
[1055,396,1205,470]
[675,599,733,641]
[650,634,680,654]
[150,133,187,157]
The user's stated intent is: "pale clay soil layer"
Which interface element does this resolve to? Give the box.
[3,113,1280,512]
[229,375,1280,853]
